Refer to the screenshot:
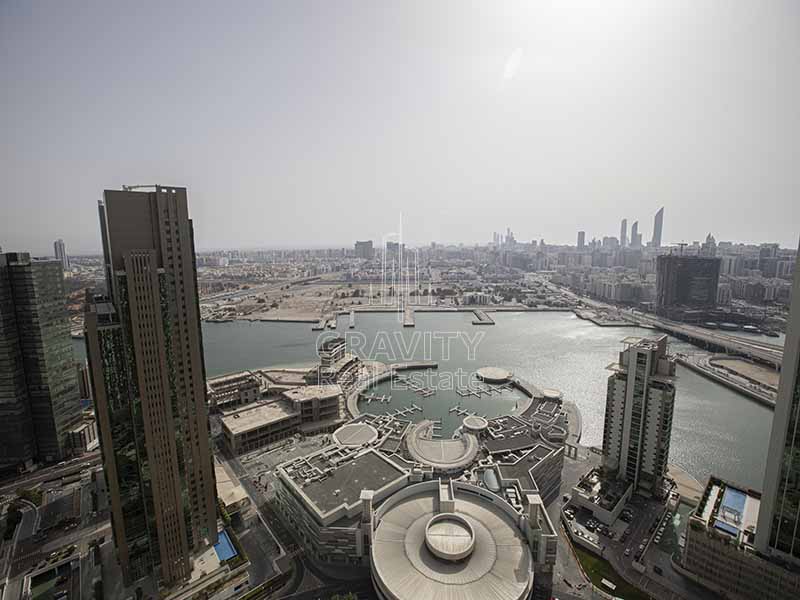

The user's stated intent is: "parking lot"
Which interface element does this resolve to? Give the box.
[29,560,79,600]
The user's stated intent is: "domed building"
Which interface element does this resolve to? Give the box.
[369,479,548,600]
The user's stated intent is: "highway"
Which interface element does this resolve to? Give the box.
[547,281,784,368]
[627,311,783,367]
[0,452,102,497]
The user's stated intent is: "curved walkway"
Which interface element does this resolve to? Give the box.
[405,420,480,472]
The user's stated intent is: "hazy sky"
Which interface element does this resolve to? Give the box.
[2,0,799,254]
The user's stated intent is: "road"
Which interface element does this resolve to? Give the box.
[0,453,101,497]
[550,282,784,366]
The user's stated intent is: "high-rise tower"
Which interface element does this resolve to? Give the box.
[631,221,640,248]
[652,207,664,248]
[0,252,82,467]
[757,240,800,564]
[53,238,70,271]
[85,186,217,586]
[602,335,676,497]
[620,219,628,248]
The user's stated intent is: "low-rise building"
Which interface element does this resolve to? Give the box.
[681,476,800,600]
[221,400,300,454]
[220,385,344,455]
[207,371,262,411]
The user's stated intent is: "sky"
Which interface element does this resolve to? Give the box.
[1,0,799,254]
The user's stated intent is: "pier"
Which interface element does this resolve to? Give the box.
[403,306,415,327]
[394,374,435,397]
[471,309,495,325]
[392,405,423,418]
[349,310,355,329]
[360,393,392,405]
[455,380,512,398]
[311,318,326,331]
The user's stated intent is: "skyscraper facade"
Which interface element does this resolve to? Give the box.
[602,335,676,497]
[630,221,640,248]
[53,238,70,271]
[620,219,627,248]
[0,253,37,471]
[577,231,585,249]
[655,254,721,315]
[652,207,664,248]
[757,241,800,564]
[0,252,82,467]
[85,186,217,586]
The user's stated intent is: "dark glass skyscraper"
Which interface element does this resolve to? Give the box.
[757,242,800,564]
[655,254,721,315]
[0,252,82,468]
[85,186,217,587]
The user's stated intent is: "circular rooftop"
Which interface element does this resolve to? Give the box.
[462,415,489,433]
[476,367,513,384]
[332,423,379,447]
[371,481,533,600]
[425,513,475,562]
[405,421,479,472]
[542,388,562,401]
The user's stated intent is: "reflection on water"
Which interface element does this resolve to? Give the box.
[73,311,774,489]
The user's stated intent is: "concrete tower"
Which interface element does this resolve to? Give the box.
[85,186,217,586]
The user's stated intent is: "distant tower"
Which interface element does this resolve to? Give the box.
[652,207,664,248]
[620,219,628,248]
[631,221,640,248]
[577,231,586,249]
[53,238,70,271]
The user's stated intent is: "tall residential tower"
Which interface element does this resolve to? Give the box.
[651,207,664,248]
[620,219,628,248]
[85,186,217,587]
[53,238,70,271]
[602,335,676,497]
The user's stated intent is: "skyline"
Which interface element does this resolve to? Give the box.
[3,0,800,253]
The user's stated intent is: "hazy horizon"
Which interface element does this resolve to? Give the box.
[2,0,799,255]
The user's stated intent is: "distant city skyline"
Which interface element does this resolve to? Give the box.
[2,0,800,253]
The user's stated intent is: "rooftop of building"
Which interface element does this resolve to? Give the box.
[282,384,342,403]
[207,371,260,390]
[214,461,249,511]
[278,447,408,521]
[694,476,760,547]
[405,420,480,471]
[371,479,533,600]
[220,400,298,435]
[573,468,631,512]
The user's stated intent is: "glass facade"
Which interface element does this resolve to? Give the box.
[768,368,800,560]
[0,253,81,466]
[0,255,36,471]
[87,187,217,587]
